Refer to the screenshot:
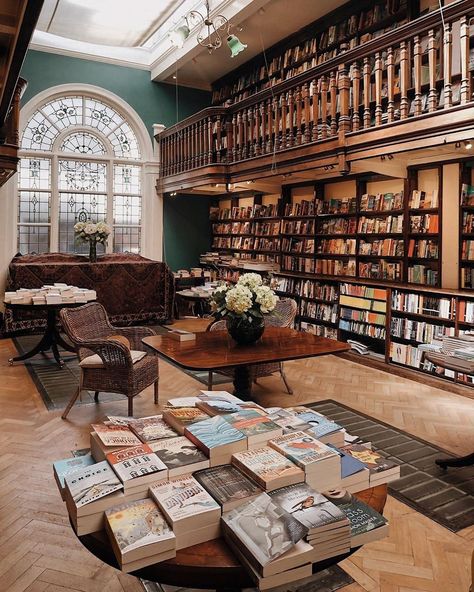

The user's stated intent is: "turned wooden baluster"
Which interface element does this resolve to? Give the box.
[190,123,196,168]
[181,128,186,171]
[288,89,295,146]
[428,30,438,112]
[247,106,254,157]
[460,16,471,104]
[166,137,171,175]
[237,111,243,160]
[321,76,328,139]
[255,102,261,156]
[215,116,222,163]
[400,41,409,119]
[363,57,371,128]
[303,82,311,143]
[329,71,337,136]
[374,53,383,126]
[311,79,319,141]
[273,95,280,151]
[280,92,287,148]
[161,138,166,175]
[351,61,361,131]
[188,124,193,169]
[443,22,453,109]
[296,86,303,145]
[260,101,266,154]
[207,116,213,164]
[231,113,237,161]
[386,47,395,123]
[338,63,350,135]
[226,117,233,163]
[413,36,422,116]
[174,133,180,173]
[243,109,250,159]
[186,126,192,169]
[267,99,273,153]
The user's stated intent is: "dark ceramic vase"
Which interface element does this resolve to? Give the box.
[226,315,265,345]
[89,240,97,263]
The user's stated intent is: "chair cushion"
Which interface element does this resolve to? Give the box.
[79,350,146,368]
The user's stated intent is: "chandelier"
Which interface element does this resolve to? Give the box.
[170,0,247,57]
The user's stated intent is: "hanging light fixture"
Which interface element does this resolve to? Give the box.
[170,0,247,56]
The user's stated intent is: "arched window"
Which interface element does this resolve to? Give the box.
[18,93,145,255]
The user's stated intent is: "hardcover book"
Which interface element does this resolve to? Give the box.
[194,464,261,511]
[64,460,123,508]
[106,444,167,490]
[221,492,308,569]
[162,407,210,435]
[91,424,141,447]
[128,415,177,443]
[232,447,305,491]
[184,415,247,462]
[53,453,95,498]
[105,498,176,569]
[150,476,220,533]
[150,436,209,477]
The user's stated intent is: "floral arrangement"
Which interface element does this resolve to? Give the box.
[211,273,278,323]
[74,221,111,245]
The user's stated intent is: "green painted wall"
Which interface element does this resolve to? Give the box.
[20,50,212,270]
[163,195,212,271]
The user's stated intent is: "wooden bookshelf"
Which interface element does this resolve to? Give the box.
[460,161,474,289]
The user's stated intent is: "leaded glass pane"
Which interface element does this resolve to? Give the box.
[84,98,124,135]
[59,192,107,254]
[114,195,141,225]
[58,159,107,192]
[21,111,59,151]
[19,158,51,190]
[113,226,141,254]
[18,191,51,224]
[18,225,50,254]
[113,164,141,194]
[61,132,106,155]
[109,122,141,159]
[41,96,83,130]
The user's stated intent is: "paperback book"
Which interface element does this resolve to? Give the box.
[288,411,344,446]
[128,415,177,443]
[340,444,400,484]
[53,453,95,499]
[91,424,141,447]
[194,464,262,511]
[64,460,123,509]
[150,436,209,477]
[162,407,210,435]
[223,410,283,446]
[184,415,247,464]
[106,444,167,491]
[232,447,305,491]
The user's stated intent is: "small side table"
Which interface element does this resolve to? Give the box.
[6,301,84,368]
[175,290,211,318]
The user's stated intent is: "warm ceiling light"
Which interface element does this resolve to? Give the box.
[465,140,473,150]
[227,34,247,58]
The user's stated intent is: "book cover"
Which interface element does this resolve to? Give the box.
[105,498,175,556]
[223,410,282,438]
[324,489,387,537]
[268,431,337,466]
[222,492,308,567]
[65,460,123,508]
[194,465,261,507]
[341,444,399,474]
[53,453,95,488]
[232,447,304,485]
[91,424,141,447]
[150,436,208,469]
[106,444,167,483]
[292,412,342,438]
[327,445,368,478]
[150,476,220,522]
[198,390,244,404]
[162,407,209,430]
[185,415,246,452]
[269,483,347,530]
[128,416,177,443]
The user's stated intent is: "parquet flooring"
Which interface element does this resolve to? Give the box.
[0,334,473,592]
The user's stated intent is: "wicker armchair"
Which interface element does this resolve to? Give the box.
[207,298,298,394]
[59,302,159,419]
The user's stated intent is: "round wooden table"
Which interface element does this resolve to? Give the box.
[77,485,387,591]
[6,301,84,367]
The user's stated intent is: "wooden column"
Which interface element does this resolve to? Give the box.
[363,57,371,128]
[400,41,409,119]
[215,116,222,163]
[288,89,295,146]
[303,82,311,143]
[267,99,273,153]
[273,96,280,151]
[321,76,328,139]
[374,52,383,126]
[237,111,243,160]
[443,22,453,109]
[296,86,303,145]
[351,61,361,131]
[338,63,350,135]
[226,117,233,163]
[460,16,470,104]
[414,35,422,116]
[428,29,438,112]
[207,116,213,164]
[386,47,395,123]
[248,106,255,157]
[255,103,261,156]
[311,79,319,141]
[281,92,287,148]
[329,71,337,136]
[260,102,266,154]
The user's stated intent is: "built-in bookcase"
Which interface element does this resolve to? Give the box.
[460,161,474,289]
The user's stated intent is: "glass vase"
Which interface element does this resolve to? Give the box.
[226,315,265,345]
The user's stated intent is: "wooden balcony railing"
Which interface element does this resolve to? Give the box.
[157,0,474,185]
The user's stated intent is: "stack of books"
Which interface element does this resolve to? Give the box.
[106,443,168,495]
[184,415,247,465]
[286,409,346,446]
[341,445,401,486]
[90,424,142,461]
[162,407,210,434]
[194,464,261,512]
[150,436,209,477]
[150,476,221,549]
[223,409,283,447]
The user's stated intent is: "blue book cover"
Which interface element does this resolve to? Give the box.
[185,416,246,452]
[296,412,342,438]
[327,445,367,478]
[53,453,95,488]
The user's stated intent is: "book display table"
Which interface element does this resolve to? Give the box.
[75,484,387,590]
[143,327,350,397]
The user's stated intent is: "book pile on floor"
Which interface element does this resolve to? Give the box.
[54,390,399,588]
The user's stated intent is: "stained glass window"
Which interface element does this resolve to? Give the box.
[18,93,143,255]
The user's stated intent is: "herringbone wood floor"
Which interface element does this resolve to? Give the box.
[0,334,473,592]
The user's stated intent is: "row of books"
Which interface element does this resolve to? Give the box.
[358,215,404,234]
[318,197,357,215]
[300,301,338,324]
[462,212,474,234]
[460,183,474,207]
[340,283,388,301]
[407,239,438,259]
[408,189,439,209]
[282,255,315,274]
[407,264,438,286]
[301,321,338,339]
[339,293,387,312]
[462,240,474,261]
[56,393,397,581]
[359,238,404,257]
[391,291,454,318]
[318,238,356,255]
[340,307,386,327]
[359,261,402,281]
[360,192,404,212]
[281,219,315,235]
[215,204,279,220]
[339,318,386,340]
[390,318,455,343]
[410,214,439,234]
[390,342,424,368]
[284,200,316,217]
[461,267,474,289]
[320,217,357,235]
[282,237,315,254]
[315,258,357,277]
[300,280,338,302]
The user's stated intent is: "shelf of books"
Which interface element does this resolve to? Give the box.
[211,0,413,105]
[406,166,441,287]
[460,162,474,289]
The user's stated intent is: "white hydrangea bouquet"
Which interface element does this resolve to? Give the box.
[74,221,111,262]
[210,273,278,344]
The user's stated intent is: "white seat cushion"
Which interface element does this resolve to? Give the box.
[79,350,147,368]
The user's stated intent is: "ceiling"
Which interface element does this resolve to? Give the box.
[31,0,347,87]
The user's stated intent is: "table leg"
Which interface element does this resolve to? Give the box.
[54,330,76,353]
[233,365,253,399]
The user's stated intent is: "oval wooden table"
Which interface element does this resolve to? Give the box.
[77,485,387,591]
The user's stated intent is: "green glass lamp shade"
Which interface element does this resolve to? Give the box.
[170,25,190,48]
[227,34,247,57]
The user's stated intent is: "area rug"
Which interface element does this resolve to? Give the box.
[12,329,229,411]
[310,400,474,532]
